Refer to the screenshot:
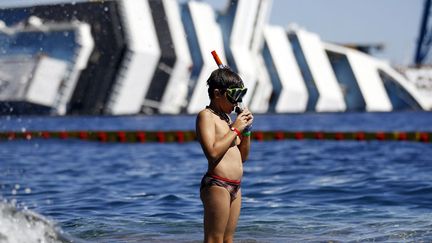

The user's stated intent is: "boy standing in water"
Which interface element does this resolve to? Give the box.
[196,68,254,243]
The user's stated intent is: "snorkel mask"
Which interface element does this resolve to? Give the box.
[226,86,247,104]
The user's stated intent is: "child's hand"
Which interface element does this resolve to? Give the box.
[232,107,254,132]
[241,108,254,127]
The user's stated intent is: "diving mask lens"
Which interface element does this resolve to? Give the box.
[226,87,247,104]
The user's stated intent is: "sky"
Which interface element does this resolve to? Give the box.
[206,0,425,66]
[0,0,425,66]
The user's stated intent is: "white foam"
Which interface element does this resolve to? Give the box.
[309,176,352,186]
[0,202,70,243]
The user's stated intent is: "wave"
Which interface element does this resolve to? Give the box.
[0,201,74,243]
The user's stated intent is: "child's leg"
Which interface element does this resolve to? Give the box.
[201,186,231,243]
[224,190,241,243]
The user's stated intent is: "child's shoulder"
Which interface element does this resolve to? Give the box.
[197,108,213,121]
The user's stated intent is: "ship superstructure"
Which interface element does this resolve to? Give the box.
[0,0,430,115]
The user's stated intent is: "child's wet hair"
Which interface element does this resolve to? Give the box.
[207,68,244,99]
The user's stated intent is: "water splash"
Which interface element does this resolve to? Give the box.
[0,202,72,243]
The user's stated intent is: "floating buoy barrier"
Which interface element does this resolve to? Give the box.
[0,130,430,143]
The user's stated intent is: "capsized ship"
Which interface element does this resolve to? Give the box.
[0,0,430,115]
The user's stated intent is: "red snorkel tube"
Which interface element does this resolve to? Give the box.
[211,50,224,69]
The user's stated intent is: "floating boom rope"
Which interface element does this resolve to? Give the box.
[0,130,430,143]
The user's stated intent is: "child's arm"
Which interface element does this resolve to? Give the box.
[237,108,253,162]
[238,135,250,162]
[196,110,239,164]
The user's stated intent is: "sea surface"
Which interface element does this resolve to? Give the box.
[1,112,432,242]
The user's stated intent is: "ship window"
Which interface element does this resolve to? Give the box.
[288,33,318,111]
[378,69,422,110]
[262,41,281,112]
[326,50,366,111]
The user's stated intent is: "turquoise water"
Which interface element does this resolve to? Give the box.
[1,112,432,242]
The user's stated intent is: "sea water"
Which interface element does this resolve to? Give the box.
[1,112,432,242]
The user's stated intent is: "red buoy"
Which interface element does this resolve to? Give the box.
[79,131,88,140]
[419,132,429,142]
[59,131,68,139]
[397,132,407,141]
[335,132,344,140]
[355,132,365,141]
[136,132,146,143]
[24,132,32,140]
[97,132,108,142]
[176,131,185,143]
[41,131,50,139]
[254,131,264,141]
[315,132,324,140]
[295,132,304,140]
[117,131,127,142]
[157,131,165,143]
[275,131,284,140]
[376,132,385,141]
